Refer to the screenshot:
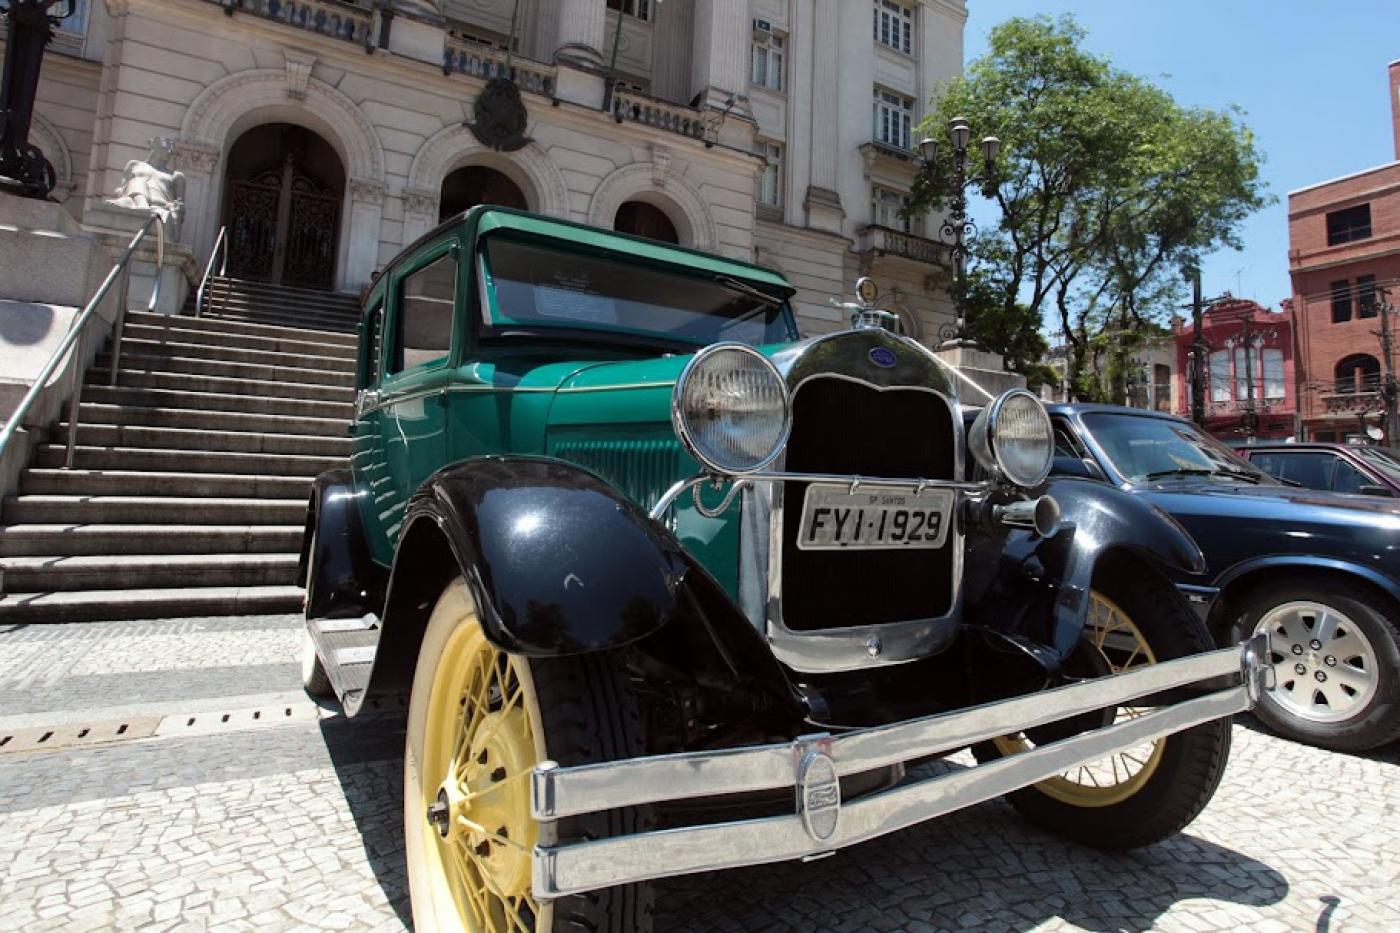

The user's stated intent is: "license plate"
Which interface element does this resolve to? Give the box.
[796,483,953,550]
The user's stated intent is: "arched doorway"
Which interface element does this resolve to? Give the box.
[222,124,345,289]
[439,165,527,221]
[614,200,679,243]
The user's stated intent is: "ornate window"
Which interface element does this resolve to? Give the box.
[755,140,783,208]
[873,0,914,55]
[873,87,914,150]
[1262,348,1285,400]
[1334,354,1381,395]
[871,186,916,233]
[751,22,785,92]
[1209,350,1231,403]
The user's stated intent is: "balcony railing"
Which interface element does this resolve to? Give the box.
[612,89,706,141]
[443,40,556,97]
[216,0,373,47]
[856,224,946,265]
[1322,390,1381,413]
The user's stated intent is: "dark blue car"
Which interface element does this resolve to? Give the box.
[1047,403,1400,752]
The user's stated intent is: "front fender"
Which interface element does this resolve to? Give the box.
[402,456,689,656]
[965,477,1206,663]
[301,469,388,620]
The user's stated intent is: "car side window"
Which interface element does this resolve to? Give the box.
[1263,451,1333,490]
[390,250,457,375]
[1054,428,1081,458]
[360,298,384,390]
[1331,458,1370,495]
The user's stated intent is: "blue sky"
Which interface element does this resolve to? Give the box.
[962,0,1399,311]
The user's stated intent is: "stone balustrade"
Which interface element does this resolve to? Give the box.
[442,41,556,96]
[611,90,707,141]
[211,0,373,47]
[856,225,946,265]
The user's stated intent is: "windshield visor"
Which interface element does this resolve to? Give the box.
[1083,413,1266,483]
[480,237,796,347]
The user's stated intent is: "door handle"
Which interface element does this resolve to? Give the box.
[355,387,381,417]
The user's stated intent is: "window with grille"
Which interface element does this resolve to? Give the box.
[607,0,651,22]
[751,23,785,92]
[1153,364,1172,412]
[1326,204,1371,246]
[873,88,914,150]
[755,140,783,207]
[1262,349,1285,400]
[873,1,913,54]
[872,186,916,233]
[1331,280,1352,323]
[1334,354,1381,394]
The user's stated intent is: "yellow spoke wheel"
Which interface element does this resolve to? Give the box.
[405,579,551,933]
[992,590,1166,807]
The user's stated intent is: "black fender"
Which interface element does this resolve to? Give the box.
[963,476,1206,664]
[300,469,388,620]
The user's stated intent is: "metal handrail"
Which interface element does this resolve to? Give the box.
[0,213,166,470]
[195,225,228,318]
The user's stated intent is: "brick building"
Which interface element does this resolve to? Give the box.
[1288,60,1400,442]
[1174,299,1296,441]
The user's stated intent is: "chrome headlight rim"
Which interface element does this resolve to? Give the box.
[971,388,1054,488]
[671,342,792,476]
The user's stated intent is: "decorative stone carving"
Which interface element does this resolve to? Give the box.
[171,139,220,177]
[107,137,186,237]
[465,78,532,152]
[649,143,671,189]
[285,51,316,101]
[402,186,439,217]
[349,178,387,205]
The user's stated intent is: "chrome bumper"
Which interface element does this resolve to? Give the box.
[530,635,1272,899]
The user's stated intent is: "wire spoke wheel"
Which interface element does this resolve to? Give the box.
[407,582,549,932]
[992,590,1166,807]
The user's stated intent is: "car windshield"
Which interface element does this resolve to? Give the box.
[1353,446,1400,485]
[481,236,797,347]
[1082,412,1272,484]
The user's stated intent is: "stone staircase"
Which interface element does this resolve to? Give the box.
[0,280,360,622]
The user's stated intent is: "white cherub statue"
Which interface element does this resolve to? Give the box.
[108,137,186,236]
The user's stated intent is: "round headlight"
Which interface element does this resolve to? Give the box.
[672,343,791,475]
[969,389,1053,488]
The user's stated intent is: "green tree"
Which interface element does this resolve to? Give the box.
[912,16,1268,397]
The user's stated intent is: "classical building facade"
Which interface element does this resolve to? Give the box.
[1288,60,1400,442]
[17,0,968,342]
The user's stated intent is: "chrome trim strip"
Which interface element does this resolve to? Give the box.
[650,471,985,522]
[533,682,1252,898]
[531,642,1248,820]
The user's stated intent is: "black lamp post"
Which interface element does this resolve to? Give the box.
[918,117,999,349]
[0,0,71,199]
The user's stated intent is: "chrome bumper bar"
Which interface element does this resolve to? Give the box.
[530,635,1271,899]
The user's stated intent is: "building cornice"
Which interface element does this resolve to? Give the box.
[1287,159,1400,198]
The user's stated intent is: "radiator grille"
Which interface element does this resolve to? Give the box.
[780,378,957,631]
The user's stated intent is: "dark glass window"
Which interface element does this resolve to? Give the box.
[360,299,384,389]
[1334,354,1381,394]
[1257,451,1335,491]
[1326,204,1371,246]
[1330,280,1352,323]
[1332,458,1371,495]
[391,251,456,374]
[1357,274,1378,318]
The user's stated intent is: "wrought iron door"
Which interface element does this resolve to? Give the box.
[224,156,339,288]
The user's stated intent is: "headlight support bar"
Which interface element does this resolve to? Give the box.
[649,471,988,522]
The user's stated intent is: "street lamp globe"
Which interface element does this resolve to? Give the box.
[980,136,1001,163]
[918,137,938,163]
[948,117,971,152]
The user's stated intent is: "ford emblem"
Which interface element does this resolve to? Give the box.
[869,347,897,369]
[797,749,841,843]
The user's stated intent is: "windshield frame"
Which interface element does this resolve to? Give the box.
[475,234,800,351]
[1076,411,1275,487]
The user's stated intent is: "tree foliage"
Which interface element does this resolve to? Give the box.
[912,16,1269,397]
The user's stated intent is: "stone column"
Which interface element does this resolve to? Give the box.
[344,179,386,293]
[802,0,843,233]
[690,0,750,112]
[554,0,606,67]
[401,187,440,249]
[171,140,222,265]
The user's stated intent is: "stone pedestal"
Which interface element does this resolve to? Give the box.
[933,342,1026,403]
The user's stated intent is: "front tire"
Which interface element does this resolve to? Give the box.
[404,577,654,932]
[1231,577,1400,752]
[976,572,1232,850]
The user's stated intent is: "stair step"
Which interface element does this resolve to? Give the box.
[81,385,353,420]
[205,288,361,313]
[109,337,355,373]
[0,585,305,622]
[204,310,358,334]
[208,276,361,305]
[74,402,349,438]
[95,352,356,388]
[0,523,303,556]
[57,423,352,458]
[33,444,344,476]
[0,553,299,591]
[121,322,357,359]
[2,495,306,525]
[20,468,314,499]
[125,310,358,346]
[87,368,355,403]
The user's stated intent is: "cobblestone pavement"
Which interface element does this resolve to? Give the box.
[1,615,1397,932]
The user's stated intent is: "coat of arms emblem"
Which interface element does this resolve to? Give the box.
[465,77,531,152]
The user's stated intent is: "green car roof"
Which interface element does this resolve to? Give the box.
[401,205,796,297]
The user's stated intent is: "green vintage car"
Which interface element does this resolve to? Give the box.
[299,206,1270,932]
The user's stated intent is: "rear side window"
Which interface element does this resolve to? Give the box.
[391,251,457,374]
[1257,451,1333,490]
[360,298,384,389]
[1331,458,1370,495]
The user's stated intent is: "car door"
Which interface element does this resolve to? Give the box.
[351,291,399,567]
[378,237,460,542]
